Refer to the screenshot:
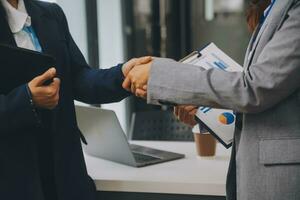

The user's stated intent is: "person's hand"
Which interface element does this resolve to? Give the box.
[122,61,153,98]
[28,68,61,110]
[174,106,198,127]
[122,56,152,77]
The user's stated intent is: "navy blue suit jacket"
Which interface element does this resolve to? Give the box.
[0,1,130,200]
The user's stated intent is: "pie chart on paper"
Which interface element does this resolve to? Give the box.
[219,112,235,125]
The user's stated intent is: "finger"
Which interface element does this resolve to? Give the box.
[34,68,56,86]
[51,78,61,89]
[178,107,186,122]
[184,106,197,113]
[183,109,191,124]
[129,58,137,65]
[131,82,136,94]
[189,108,198,116]
[53,92,60,105]
[48,92,60,109]
[143,85,147,90]
[43,96,59,108]
[33,85,56,96]
[135,89,147,99]
[46,78,60,97]
[187,115,197,127]
[53,79,61,98]
[122,77,132,91]
[177,107,196,126]
[126,58,137,67]
[123,58,137,76]
[184,107,198,125]
[177,106,184,117]
[174,106,179,117]
[137,56,152,65]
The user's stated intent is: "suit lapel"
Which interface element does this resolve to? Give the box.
[245,0,295,69]
[24,0,62,75]
[243,26,261,67]
[245,22,268,68]
[24,0,51,55]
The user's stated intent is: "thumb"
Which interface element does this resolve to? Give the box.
[122,76,132,91]
[51,77,61,88]
[34,68,56,86]
[137,56,152,65]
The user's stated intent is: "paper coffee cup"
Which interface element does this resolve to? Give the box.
[193,125,216,157]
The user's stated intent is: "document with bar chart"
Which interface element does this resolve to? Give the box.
[181,43,243,148]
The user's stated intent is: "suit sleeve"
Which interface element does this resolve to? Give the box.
[52,4,130,104]
[0,84,40,135]
[147,1,300,113]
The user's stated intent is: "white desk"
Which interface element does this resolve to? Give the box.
[84,141,231,197]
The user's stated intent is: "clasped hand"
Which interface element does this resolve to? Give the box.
[122,56,153,98]
[122,57,199,128]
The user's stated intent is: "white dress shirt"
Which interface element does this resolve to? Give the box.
[1,0,37,51]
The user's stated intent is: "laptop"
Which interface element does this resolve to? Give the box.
[75,105,185,167]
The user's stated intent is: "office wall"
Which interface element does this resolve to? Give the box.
[55,0,88,59]
[190,0,250,64]
[97,0,128,132]
[41,0,88,59]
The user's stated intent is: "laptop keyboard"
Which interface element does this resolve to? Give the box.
[132,152,161,163]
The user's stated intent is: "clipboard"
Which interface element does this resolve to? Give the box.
[0,44,56,95]
[180,43,243,149]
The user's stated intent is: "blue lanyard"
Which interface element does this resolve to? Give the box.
[22,26,42,53]
[259,0,276,25]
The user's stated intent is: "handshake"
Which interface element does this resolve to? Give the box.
[121,56,198,128]
[121,56,153,99]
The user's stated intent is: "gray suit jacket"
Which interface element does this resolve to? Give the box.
[147,1,300,199]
